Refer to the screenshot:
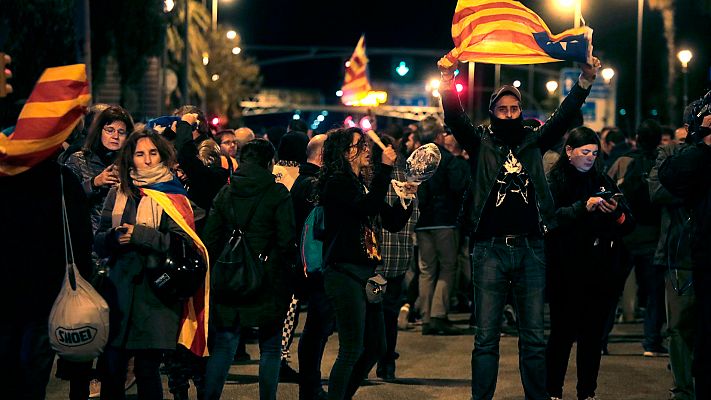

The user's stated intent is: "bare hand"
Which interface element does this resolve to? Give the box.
[181,113,199,126]
[598,198,618,213]
[580,57,601,81]
[381,145,397,166]
[94,165,120,187]
[403,182,419,195]
[117,223,134,245]
[586,197,603,212]
[437,58,458,81]
[701,114,711,129]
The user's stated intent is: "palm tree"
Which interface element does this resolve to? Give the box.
[166,0,210,101]
[648,0,677,123]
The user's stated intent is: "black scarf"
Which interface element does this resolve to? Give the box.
[490,115,525,147]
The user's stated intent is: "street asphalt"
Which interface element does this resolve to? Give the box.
[46,313,672,399]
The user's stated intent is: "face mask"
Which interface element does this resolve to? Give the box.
[490,115,524,145]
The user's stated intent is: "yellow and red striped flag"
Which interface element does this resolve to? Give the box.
[0,64,90,176]
[341,35,373,106]
[143,187,211,357]
[439,0,593,68]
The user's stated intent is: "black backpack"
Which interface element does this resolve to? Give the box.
[211,188,271,305]
[619,152,660,226]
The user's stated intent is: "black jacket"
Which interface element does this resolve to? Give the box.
[1,160,93,323]
[291,162,320,235]
[174,121,229,213]
[649,143,692,268]
[442,82,592,235]
[415,144,469,229]
[203,162,296,328]
[321,164,413,268]
[658,143,711,265]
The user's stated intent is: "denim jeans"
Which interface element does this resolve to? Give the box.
[665,269,695,400]
[204,321,282,400]
[324,263,386,400]
[470,237,547,400]
[298,272,336,398]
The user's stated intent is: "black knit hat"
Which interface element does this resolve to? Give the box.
[277,132,309,163]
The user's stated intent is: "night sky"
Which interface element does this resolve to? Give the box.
[221,0,710,130]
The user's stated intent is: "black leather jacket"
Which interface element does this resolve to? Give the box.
[442,81,592,235]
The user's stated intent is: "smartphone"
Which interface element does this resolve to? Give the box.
[609,193,624,201]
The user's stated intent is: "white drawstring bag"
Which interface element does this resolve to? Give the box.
[48,174,110,362]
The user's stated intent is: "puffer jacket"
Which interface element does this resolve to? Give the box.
[64,150,113,233]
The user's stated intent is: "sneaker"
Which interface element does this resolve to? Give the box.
[643,348,669,357]
[398,304,410,330]
[422,317,463,336]
[88,379,101,398]
[643,345,669,357]
[280,360,300,383]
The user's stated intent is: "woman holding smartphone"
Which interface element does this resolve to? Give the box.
[544,127,635,400]
[94,131,203,399]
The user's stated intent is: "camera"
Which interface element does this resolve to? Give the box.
[685,90,711,144]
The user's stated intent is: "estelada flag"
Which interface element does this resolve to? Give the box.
[142,179,211,357]
[341,35,372,106]
[439,0,593,68]
[0,64,90,176]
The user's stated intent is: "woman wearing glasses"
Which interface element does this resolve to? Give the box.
[64,105,134,233]
[317,127,414,399]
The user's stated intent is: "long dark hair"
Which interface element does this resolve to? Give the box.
[548,126,601,187]
[82,105,134,153]
[316,127,364,195]
[116,130,177,195]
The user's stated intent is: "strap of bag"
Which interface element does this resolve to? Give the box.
[220,186,274,259]
[60,172,78,291]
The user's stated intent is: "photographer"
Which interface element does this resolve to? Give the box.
[658,95,711,400]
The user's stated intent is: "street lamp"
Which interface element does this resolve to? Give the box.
[546,80,559,95]
[678,49,693,110]
[231,46,241,55]
[601,68,615,84]
[226,30,237,40]
[555,0,582,28]
[513,80,521,88]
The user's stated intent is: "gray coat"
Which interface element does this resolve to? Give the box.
[94,188,187,350]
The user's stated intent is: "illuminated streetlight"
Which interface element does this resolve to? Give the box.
[429,79,441,90]
[546,80,558,94]
[226,30,237,40]
[555,0,582,28]
[211,74,220,82]
[513,80,521,88]
[601,68,615,84]
[317,115,325,122]
[336,90,343,97]
[202,52,209,66]
[292,114,300,120]
[678,49,693,113]
[231,46,241,55]
[432,90,441,98]
[345,61,351,68]
[677,50,692,69]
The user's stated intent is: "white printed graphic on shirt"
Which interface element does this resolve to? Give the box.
[495,150,530,206]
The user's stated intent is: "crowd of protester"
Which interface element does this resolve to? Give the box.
[3,54,711,400]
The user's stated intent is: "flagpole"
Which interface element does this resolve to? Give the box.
[468,62,476,120]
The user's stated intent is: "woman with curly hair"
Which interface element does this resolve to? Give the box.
[317,127,414,399]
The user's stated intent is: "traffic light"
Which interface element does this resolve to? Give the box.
[0,53,12,98]
[391,57,414,82]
